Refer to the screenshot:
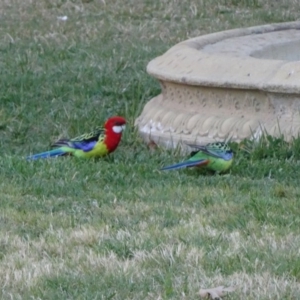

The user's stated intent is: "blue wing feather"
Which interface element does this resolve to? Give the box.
[71,140,97,152]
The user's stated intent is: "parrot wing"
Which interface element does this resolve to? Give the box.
[52,126,105,152]
[187,143,231,160]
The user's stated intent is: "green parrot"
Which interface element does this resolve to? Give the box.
[160,142,233,172]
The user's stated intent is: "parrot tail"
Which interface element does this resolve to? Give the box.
[26,148,68,160]
[160,159,208,171]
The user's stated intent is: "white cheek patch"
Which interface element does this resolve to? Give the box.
[112,125,123,133]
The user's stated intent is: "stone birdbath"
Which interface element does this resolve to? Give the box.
[135,21,300,149]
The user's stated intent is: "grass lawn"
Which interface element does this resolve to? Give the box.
[1,0,300,299]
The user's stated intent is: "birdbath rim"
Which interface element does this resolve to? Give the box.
[147,21,300,94]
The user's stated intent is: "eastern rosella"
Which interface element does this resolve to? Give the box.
[160,142,233,172]
[27,116,126,160]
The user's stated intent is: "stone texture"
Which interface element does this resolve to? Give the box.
[135,21,300,149]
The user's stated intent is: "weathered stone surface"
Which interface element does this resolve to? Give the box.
[135,21,300,149]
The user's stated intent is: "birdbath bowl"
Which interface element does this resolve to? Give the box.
[135,21,300,149]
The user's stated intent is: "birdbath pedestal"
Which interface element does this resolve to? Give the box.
[135,21,300,149]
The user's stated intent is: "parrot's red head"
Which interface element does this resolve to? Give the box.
[104,116,126,153]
